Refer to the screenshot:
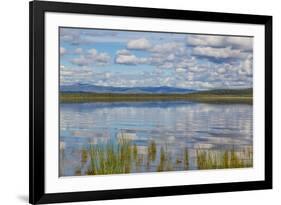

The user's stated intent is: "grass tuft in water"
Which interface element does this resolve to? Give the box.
[81,147,88,164]
[87,136,133,175]
[157,146,173,172]
[196,147,253,170]
[183,148,189,169]
[133,144,138,161]
[148,140,157,161]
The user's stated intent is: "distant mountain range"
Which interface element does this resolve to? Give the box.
[60,83,196,94]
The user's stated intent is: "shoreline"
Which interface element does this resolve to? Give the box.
[60,92,253,104]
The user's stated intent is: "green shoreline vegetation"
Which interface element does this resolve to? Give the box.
[60,88,253,104]
[67,136,253,176]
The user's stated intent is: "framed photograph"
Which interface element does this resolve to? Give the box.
[29,0,272,204]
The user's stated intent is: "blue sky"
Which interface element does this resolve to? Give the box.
[60,27,253,90]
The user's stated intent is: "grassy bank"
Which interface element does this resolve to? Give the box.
[60,90,253,104]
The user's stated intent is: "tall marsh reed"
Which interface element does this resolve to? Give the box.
[87,137,132,175]
[196,147,253,169]
[82,136,253,176]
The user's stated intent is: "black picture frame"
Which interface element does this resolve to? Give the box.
[29,0,272,204]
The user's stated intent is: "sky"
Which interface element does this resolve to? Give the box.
[60,27,253,90]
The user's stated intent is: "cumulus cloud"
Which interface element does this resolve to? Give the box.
[117,42,189,69]
[60,47,83,56]
[61,27,253,90]
[60,29,81,44]
[113,34,252,89]
[175,67,186,73]
[148,43,188,68]
[192,46,243,59]
[174,58,198,71]
[116,42,199,75]
[115,54,140,65]
[60,28,126,45]
[88,49,111,63]
[122,41,187,66]
[150,42,185,54]
[60,65,94,85]
[186,35,225,47]
[186,35,253,51]
[225,37,253,51]
[71,48,111,66]
[127,38,151,50]
[116,49,131,55]
[60,64,121,86]
[115,43,187,68]
[237,54,253,76]
[70,56,89,66]
[115,49,147,65]
[217,67,226,74]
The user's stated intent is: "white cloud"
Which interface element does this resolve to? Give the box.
[71,48,111,66]
[115,54,140,65]
[114,44,188,69]
[115,49,147,65]
[188,66,203,73]
[127,38,151,50]
[225,37,253,51]
[237,54,253,76]
[60,28,127,45]
[61,28,253,89]
[94,53,111,64]
[60,47,83,55]
[115,54,147,65]
[242,55,253,75]
[176,68,186,73]
[60,29,80,44]
[175,58,198,71]
[60,65,94,85]
[186,35,253,51]
[150,42,185,54]
[70,56,89,66]
[186,35,225,47]
[166,54,175,61]
[116,49,131,55]
[192,46,242,59]
[123,43,188,68]
[217,67,226,74]
[113,37,252,89]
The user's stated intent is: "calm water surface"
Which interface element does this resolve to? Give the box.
[59,101,253,176]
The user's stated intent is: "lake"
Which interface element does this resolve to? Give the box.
[59,101,253,176]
